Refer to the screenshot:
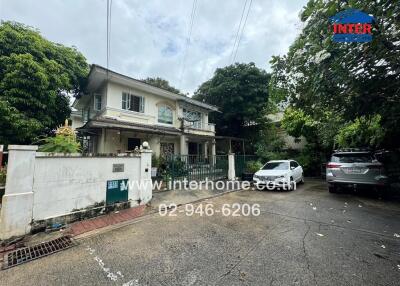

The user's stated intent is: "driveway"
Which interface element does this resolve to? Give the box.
[1,179,400,285]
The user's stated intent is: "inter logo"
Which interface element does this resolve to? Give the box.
[330,9,374,43]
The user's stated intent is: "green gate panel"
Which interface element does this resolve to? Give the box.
[106,179,129,205]
[165,155,229,185]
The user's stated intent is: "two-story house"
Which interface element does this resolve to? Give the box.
[71,65,219,158]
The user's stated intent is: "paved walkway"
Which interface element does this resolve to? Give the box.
[67,205,146,237]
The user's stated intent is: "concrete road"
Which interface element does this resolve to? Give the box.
[1,179,400,286]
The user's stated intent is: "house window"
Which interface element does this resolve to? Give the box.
[94,94,102,111]
[158,105,173,124]
[122,92,144,113]
[183,109,202,129]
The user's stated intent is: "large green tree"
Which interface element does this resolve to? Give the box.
[194,63,270,138]
[0,21,89,144]
[270,0,400,150]
[143,77,181,94]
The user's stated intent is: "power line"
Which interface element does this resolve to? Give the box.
[229,0,248,64]
[109,0,113,69]
[232,0,253,63]
[178,0,198,89]
[201,0,249,97]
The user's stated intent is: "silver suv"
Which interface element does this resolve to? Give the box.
[326,149,388,193]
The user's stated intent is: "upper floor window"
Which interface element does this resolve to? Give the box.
[94,94,102,111]
[158,105,173,124]
[82,108,90,124]
[183,109,202,129]
[122,92,144,113]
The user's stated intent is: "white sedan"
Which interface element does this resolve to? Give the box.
[253,160,304,190]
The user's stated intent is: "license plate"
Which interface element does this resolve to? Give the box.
[344,167,364,174]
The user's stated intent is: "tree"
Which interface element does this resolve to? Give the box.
[194,63,270,138]
[142,77,181,94]
[0,21,89,144]
[270,0,400,149]
[335,114,385,148]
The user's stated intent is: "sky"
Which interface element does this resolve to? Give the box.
[0,0,307,95]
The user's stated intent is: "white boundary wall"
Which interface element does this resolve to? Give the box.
[0,145,152,240]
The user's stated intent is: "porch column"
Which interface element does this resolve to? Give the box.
[211,139,216,165]
[180,134,187,155]
[99,128,106,153]
[228,153,236,180]
[0,145,3,167]
[203,141,208,159]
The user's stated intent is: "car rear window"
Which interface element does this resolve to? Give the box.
[331,153,374,163]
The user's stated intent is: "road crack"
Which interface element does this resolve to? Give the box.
[212,226,276,285]
[302,220,318,286]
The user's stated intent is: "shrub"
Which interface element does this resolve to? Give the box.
[292,144,324,177]
[152,154,161,168]
[38,120,81,153]
[38,134,81,153]
[245,161,263,173]
[0,166,6,185]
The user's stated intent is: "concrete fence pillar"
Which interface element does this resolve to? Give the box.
[0,145,38,239]
[228,153,235,180]
[138,149,152,204]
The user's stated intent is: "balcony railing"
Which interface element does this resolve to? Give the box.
[184,123,215,132]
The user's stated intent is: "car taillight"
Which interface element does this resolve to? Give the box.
[326,163,341,168]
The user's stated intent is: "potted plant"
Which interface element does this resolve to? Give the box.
[151,154,159,177]
[242,161,262,181]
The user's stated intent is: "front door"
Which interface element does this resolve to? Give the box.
[128,138,141,151]
[188,142,198,155]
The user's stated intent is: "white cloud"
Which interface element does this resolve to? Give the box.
[0,0,306,94]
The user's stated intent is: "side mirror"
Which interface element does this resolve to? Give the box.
[290,166,295,170]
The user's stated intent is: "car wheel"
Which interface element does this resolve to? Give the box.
[328,184,338,193]
[288,177,295,191]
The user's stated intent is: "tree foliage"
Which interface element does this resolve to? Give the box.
[255,123,287,161]
[38,119,81,153]
[38,134,81,153]
[143,77,181,94]
[335,114,385,148]
[0,21,89,144]
[270,0,400,150]
[194,63,270,137]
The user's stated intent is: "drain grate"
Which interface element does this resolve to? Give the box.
[2,235,77,270]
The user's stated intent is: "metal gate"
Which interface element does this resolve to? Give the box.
[234,155,259,178]
[165,155,228,185]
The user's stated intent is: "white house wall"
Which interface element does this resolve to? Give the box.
[105,82,180,128]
